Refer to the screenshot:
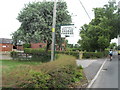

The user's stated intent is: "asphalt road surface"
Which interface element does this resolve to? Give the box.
[91,55,119,89]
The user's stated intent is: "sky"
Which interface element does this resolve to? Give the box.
[0,0,119,45]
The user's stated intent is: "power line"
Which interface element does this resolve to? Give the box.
[78,0,91,20]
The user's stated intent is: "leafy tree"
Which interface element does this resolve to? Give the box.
[109,43,117,49]
[12,1,71,51]
[78,2,120,51]
[118,45,120,50]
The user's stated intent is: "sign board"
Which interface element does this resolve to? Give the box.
[61,25,74,38]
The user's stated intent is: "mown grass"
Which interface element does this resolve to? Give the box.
[1,60,42,72]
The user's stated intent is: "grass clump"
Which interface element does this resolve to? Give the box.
[2,54,87,88]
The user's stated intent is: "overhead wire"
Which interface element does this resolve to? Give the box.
[78,0,92,20]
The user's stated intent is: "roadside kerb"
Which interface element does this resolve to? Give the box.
[87,58,107,88]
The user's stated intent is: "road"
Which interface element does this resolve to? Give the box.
[91,55,119,89]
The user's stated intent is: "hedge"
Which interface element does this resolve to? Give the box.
[11,48,109,61]
[56,51,79,59]
[2,55,85,88]
[24,48,79,59]
[83,50,109,59]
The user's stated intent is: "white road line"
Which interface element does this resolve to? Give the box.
[87,58,108,88]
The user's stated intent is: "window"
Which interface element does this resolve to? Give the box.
[39,45,42,48]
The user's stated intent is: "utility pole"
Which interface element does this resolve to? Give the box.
[118,1,120,46]
[51,0,57,61]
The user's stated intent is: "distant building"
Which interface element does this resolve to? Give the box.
[0,38,13,51]
[0,38,66,51]
[31,42,47,49]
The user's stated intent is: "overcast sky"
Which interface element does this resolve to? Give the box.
[0,0,119,44]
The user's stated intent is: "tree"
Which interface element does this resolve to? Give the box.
[12,1,72,52]
[118,45,120,50]
[109,43,117,49]
[78,2,120,51]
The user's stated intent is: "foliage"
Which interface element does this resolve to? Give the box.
[83,50,108,59]
[11,48,109,61]
[24,48,79,59]
[109,43,117,49]
[19,71,50,88]
[24,48,45,54]
[78,2,120,51]
[56,51,79,59]
[23,43,31,48]
[10,49,51,62]
[10,51,18,57]
[12,1,72,51]
[2,55,85,88]
[118,45,120,50]
[116,45,120,50]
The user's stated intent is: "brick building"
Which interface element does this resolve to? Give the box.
[0,38,13,51]
[31,43,47,49]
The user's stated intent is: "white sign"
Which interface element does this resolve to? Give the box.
[61,25,74,38]
[2,46,6,47]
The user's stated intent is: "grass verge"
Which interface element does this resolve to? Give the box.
[2,54,88,88]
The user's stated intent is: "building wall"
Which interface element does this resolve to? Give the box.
[16,45,24,51]
[0,43,13,51]
[31,43,46,49]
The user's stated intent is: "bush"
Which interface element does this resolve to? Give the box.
[2,55,85,88]
[24,48,45,55]
[10,49,51,62]
[24,48,79,59]
[10,51,20,60]
[83,51,107,59]
[19,71,50,88]
[10,51,18,57]
[23,43,31,48]
[56,51,79,59]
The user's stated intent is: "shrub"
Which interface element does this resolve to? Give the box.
[56,51,79,59]
[24,48,45,55]
[2,55,84,88]
[82,51,107,59]
[23,43,31,48]
[19,71,50,88]
[10,51,18,57]
[10,49,51,62]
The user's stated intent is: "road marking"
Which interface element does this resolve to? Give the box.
[87,58,107,88]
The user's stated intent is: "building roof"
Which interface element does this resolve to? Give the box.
[0,38,13,44]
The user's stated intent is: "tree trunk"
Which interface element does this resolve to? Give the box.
[45,41,51,52]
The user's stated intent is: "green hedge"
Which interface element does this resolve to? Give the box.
[10,49,51,62]
[2,55,85,88]
[24,48,46,55]
[56,51,79,59]
[24,48,79,59]
[11,48,109,61]
[23,43,31,48]
[24,48,108,59]
[83,50,109,59]
[10,51,18,57]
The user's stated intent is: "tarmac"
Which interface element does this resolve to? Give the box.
[76,58,106,85]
